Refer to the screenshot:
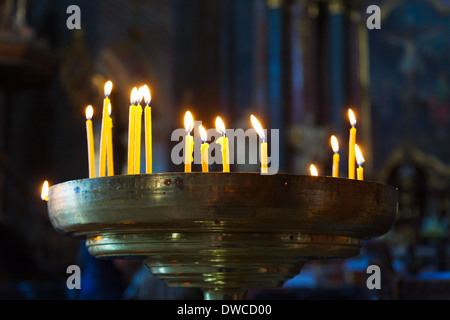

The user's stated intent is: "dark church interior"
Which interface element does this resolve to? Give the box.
[0,0,450,300]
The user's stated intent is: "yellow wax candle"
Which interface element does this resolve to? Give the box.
[331,135,339,178]
[184,111,194,172]
[250,115,268,174]
[85,105,95,178]
[107,103,114,176]
[310,164,318,176]
[199,125,209,172]
[99,81,112,177]
[41,180,49,201]
[348,109,357,179]
[355,144,365,181]
[143,85,152,174]
[134,86,144,174]
[215,116,230,173]
[128,88,138,174]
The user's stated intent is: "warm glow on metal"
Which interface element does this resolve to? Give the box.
[331,135,339,153]
[104,81,113,97]
[215,116,226,136]
[41,181,49,201]
[184,111,194,134]
[199,125,207,143]
[310,164,318,176]
[130,87,138,105]
[250,115,266,142]
[348,109,356,127]
[85,105,93,120]
[143,85,152,106]
[355,144,365,166]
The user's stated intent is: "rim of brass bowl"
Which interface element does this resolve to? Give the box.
[47,172,397,239]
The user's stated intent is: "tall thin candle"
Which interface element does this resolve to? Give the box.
[143,85,152,174]
[134,86,144,174]
[348,109,357,179]
[250,115,268,174]
[215,117,229,173]
[331,135,339,178]
[99,81,112,177]
[107,103,114,176]
[199,125,209,172]
[184,111,194,172]
[85,105,95,178]
[355,144,365,181]
[127,88,138,174]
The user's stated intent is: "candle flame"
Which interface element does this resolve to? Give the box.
[348,109,356,127]
[41,181,49,201]
[184,111,194,134]
[137,86,145,105]
[331,135,339,153]
[310,164,318,176]
[199,125,207,143]
[215,116,226,136]
[104,81,113,98]
[143,85,151,106]
[130,87,138,105]
[85,105,93,120]
[250,115,266,142]
[355,144,365,166]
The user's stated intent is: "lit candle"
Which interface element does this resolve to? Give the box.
[99,80,113,177]
[127,88,138,174]
[107,103,114,176]
[310,164,318,176]
[348,109,357,179]
[215,116,229,173]
[199,125,209,172]
[331,135,339,178]
[134,86,144,174]
[143,85,152,174]
[41,180,49,201]
[250,115,267,174]
[85,105,95,178]
[184,111,194,172]
[355,144,365,181]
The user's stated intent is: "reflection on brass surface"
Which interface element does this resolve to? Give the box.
[47,173,397,299]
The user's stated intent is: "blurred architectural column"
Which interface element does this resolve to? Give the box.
[267,0,288,171]
[288,0,373,175]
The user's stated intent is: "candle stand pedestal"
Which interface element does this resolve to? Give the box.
[47,173,397,300]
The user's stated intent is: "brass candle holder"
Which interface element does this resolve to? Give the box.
[47,173,398,300]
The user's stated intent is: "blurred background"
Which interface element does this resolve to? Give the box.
[0,0,449,299]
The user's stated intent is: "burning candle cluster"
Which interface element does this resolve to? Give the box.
[310,108,365,180]
[85,82,365,179]
[82,81,269,177]
[41,82,368,201]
